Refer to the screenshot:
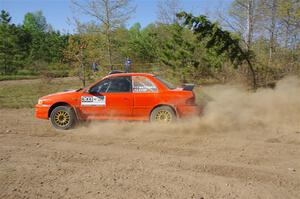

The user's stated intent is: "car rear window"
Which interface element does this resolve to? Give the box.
[154,76,176,90]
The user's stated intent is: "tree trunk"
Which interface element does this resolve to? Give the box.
[80,63,86,87]
[239,45,257,90]
[246,57,257,90]
[4,53,7,75]
[3,37,7,75]
[106,32,113,71]
[246,0,255,49]
[284,13,291,48]
[269,0,277,65]
[104,0,113,71]
[285,25,289,48]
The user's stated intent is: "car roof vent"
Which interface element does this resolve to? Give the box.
[108,70,126,75]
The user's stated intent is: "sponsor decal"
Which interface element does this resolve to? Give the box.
[132,76,157,93]
[133,86,157,93]
[81,96,106,106]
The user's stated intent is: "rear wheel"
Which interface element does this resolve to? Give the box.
[50,106,76,130]
[150,106,176,123]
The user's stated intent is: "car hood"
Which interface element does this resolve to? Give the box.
[40,89,78,100]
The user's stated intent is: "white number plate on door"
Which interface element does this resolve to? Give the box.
[81,96,106,106]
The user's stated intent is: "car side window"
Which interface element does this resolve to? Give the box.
[89,77,131,93]
[132,76,158,93]
[107,76,132,93]
[89,79,110,93]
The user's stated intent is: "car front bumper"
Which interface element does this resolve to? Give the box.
[35,104,50,119]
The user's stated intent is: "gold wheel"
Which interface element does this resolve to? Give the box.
[154,110,172,123]
[54,110,70,127]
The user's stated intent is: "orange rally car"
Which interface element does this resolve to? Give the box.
[35,72,202,130]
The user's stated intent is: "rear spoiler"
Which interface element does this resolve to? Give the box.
[182,84,195,91]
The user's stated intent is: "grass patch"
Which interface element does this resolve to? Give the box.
[0,78,83,108]
[0,75,39,81]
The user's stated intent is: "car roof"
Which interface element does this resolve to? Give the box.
[106,72,155,78]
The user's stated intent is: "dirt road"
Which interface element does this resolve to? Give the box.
[0,77,299,199]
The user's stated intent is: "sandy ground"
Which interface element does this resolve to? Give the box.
[0,77,300,199]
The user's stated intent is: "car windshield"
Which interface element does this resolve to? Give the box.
[154,76,176,90]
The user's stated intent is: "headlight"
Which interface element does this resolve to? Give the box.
[38,99,44,105]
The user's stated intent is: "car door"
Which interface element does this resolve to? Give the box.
[80,76,133,119]
[132,76,160,119]
[104,76,133,118]
[80,78,110,119]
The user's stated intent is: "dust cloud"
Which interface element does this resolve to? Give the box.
[78,76,300,136]
[198,76,300,133]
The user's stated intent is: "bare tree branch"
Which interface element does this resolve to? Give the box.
[70,0,136,69]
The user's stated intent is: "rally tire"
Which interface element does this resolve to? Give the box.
[50,106,76,130]
[150,106,176,123]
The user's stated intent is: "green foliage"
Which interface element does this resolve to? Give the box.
[126,23,159,63]
[0,10,68,76]
[64,35,91,86]
[160,24,197,70]
[23,11,48,32]
[0,10,11,24]
[177,12,253,67]
[24,11,68,64]
[16,69,37,76]
[0,10,31,75]
[159,24,199,81]
[177,12,257,88]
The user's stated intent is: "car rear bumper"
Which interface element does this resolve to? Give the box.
[35,104,50,119]
[177,104,204,118]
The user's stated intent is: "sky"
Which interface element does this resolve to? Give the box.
[0,0,232,33]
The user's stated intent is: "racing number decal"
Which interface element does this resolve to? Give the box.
[81,96,106,106]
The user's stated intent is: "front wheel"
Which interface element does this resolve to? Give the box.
[150,106,176,123]
[50,106,76,130]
